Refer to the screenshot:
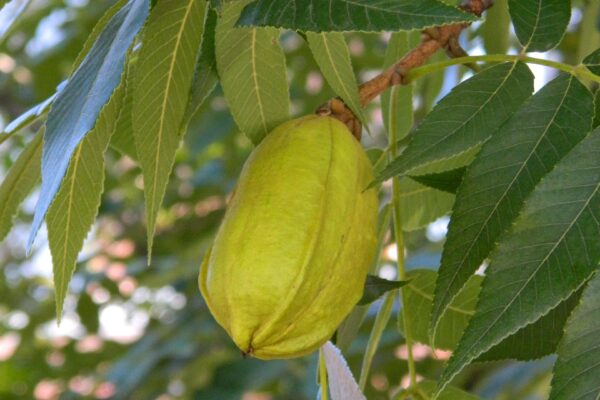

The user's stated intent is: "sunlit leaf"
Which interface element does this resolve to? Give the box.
[437,128,600,393]
[508,0,571,52]
[0,130,42,241]
[71,0,129,71]
[0,0,30,40]
[47,81,124,320]
[398,177,455,231]
[237,0,476,32]
[400,269,480,351]
[132,0,208,258]
[431,75,594,342]
[216,0,290,144]
[27,0,149,251]
[306,32,367,127]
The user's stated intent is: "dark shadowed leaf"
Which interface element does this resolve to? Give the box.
[186,8,219,124]
[508,0,571,52]
[550,272,600,400]
[357,275,408,306]
[410,167,466,194]
[376,62,533,182]
[583,47,600,76]
[478,288,583,362]
[237,0,476,32]
[437,128,600,393]
[431,75,594,342]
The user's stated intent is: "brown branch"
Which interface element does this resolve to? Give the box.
[316,0,494,140]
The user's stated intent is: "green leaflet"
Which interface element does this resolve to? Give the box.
[409,167,466,194]
[237,0,477,32]
[47,80,124,321]
[437,128,600,394]
[215,0,290,145]
[381,32,412,142]
[583,47,600,76]
[185,8,219,125]
[306,32,367,127]
[111,53,137,161]
[132,0,208,260]
[357,275,408,306]
[577,2,600,62]
[551,272,600,400]
[0,0,30,41]
[28,0,149,252]
[376,62,534,182]
[400,269,481,351]
[482,0,510,54]
[477,288,582,362]
[0,130,42,241]
[72,0,129,71]
[431,75,594,343]
[398,178,455,231]
[508,0,571,52]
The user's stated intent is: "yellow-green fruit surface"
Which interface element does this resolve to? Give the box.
[199,115,378,359]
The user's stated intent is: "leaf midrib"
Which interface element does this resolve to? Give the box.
[149,0,196,236]
[250,28,268,135]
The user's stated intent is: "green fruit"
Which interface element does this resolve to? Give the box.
[199,115,378,359]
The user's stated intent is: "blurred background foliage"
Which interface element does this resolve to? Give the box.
[0,0,598,399]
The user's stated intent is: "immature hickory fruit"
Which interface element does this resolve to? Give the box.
[199,115,378,359]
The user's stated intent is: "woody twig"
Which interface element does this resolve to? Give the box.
[316,0,494,140]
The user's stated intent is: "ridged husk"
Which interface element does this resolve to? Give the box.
[199,115,378,359]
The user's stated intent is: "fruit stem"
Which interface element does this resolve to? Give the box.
[319,348,329,400]
[388,90,418,390]
[391,166,418,388]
